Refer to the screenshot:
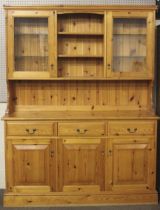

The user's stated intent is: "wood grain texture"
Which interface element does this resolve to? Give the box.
[3,193,158,207]
[107,138,156,192]
[57,138,105,192]
[13,81,150,111]
[4,5,157,10]
[3,6,158,207]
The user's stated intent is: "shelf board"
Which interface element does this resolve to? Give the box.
[113,33,146,35]
[15,33,48,35]
[8,77,153,81]
[58,55,103,58]
[58,32,104,36]
[15,56,48,58]
[113,56,146,58]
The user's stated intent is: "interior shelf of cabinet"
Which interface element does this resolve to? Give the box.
[15,56,48,57]
[113,33,146,35]
[15,33,48,35]
[14,56,48,72]
[113,56,146,58]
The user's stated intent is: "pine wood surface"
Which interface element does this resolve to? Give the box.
[6,9,155,80]
[3,5,158,207]
[3,111,159,120]
[3,5,157,10]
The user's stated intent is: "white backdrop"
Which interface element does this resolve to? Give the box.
[0,0,156,189]
[0,103,6,189]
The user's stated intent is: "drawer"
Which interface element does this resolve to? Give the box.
[108,121,155,136]
[58,122,105,136]
[7,122,57,136]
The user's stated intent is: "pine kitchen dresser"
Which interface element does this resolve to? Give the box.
[2,4,159,207]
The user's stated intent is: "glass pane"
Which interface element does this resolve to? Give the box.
[14,18,48,72]
[113,18,147,73]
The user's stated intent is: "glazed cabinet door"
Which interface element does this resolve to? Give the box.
[7,10,56,79]
[57,138,105,193]
[106,11,154,79]
[6,139,56,193]
[107,138,156,192]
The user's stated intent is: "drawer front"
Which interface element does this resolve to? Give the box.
[7,122,56,136]
[58,122,105,136]
[108,121,155,136]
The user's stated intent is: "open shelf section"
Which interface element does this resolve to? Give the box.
[58,57,104,78]
[57,13,104,34]
[58,34,103,58]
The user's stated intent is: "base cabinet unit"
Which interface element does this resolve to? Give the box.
[3,4,158,207]
[3,120,158,206]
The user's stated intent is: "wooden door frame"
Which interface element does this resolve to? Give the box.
[7,10,56,79]
[106,11,155,79]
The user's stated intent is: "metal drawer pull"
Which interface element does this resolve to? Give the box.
[127,128,137,133]
[76,129,88,134]
[25,128,37,135]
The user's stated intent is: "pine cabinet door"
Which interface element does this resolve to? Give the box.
[57,138,105,193]
[6,139,56,193]
[107,138,156,192]
[106,11,154,79]
[7,10,56,79]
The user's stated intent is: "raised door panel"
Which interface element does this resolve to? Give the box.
[7,10,56,79]
[106,11,154,79]
[107,138,156,192]
[57,138,105,193]
[6,139,56,193]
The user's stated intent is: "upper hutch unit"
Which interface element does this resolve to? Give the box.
[3,5,158,207]
[7,6,154,80]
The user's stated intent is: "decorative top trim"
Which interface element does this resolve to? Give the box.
[3,5,157,11]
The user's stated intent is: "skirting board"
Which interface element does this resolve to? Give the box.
[3,193,158,207]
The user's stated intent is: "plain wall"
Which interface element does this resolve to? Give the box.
[0,103,7,189]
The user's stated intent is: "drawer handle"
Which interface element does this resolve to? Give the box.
[76,129,88,134]
[127,128,137,133]
[25,128,37,135]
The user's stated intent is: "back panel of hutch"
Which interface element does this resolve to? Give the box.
[3,5,158,206]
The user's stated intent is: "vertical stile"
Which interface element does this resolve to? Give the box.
[104,11,107,78]
[48,11,57,77]
[8,11,14,78]
[106,12,113,78]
